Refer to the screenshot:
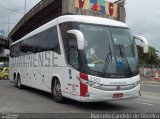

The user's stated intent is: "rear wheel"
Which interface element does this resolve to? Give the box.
[15,75,23,89]
[15,76,18,88]
[17,76,23,89]
[52,79,64,103]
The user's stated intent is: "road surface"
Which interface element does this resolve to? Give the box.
[0,80,159,118]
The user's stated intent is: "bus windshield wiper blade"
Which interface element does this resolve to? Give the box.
[102,46,112,76]
[118,45,132,73]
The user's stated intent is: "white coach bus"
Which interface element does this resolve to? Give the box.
[9,15,148,102]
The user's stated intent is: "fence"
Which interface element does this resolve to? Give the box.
[140,64,160,80]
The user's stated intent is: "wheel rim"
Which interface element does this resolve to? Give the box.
[54,80,62,98]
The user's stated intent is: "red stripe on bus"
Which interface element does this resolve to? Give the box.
[80,82,88,96]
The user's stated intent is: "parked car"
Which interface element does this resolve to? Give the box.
[0,67,9,80]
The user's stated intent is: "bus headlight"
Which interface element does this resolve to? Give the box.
[80,79,101,88]
[133,80,140,86]
[88,81,101,88]
[78,73,102,88]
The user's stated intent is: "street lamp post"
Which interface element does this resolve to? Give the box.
[7,9,21,35]
[7,0,27,35]
[8,11,14,35]
[24,0,27,15]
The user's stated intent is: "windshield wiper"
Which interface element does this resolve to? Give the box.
[102,46,112,76]
[118,45,132,74]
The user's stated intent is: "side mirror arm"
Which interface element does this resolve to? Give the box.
[67,30,85,50]
[133,35,149,53]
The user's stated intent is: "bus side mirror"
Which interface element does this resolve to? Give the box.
[133,35,149,53]
[67,30,84,50]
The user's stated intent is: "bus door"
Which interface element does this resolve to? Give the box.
[66,38,80,99]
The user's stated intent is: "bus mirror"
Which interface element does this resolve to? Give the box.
[133,35,149,53]
[67,30,84,50]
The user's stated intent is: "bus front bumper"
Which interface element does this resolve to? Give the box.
[80,84,140,102]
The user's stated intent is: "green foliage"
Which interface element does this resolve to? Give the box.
[137,46,160,65]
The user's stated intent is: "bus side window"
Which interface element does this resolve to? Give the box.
[21,41,28,54]
[10,46,14,57]
[35,34,45,53]
[20,37,36,55]
[11,43,20,57]
[45,27,61,54]
[68,38,79,68]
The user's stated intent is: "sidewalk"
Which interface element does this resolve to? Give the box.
[140,79,160,85]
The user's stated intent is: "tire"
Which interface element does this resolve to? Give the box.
[15,77,18,88]
[17,76,23,89]
[52,79,64,103]
[15,75,23,89]
[3,75,8,80]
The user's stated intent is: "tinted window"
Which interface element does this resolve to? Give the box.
[35,34,45,53]
[21,40,28,54]
[11,43,20,57]
[12,26,60,57]
[10,46,14,57]
[60,22,79,68]
[68,39,78,68]
[45,27,60,54]
[21,37,36,54]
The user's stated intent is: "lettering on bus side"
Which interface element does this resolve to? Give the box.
[11,51,59,67]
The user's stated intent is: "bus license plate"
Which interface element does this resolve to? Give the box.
[113,93,123,98]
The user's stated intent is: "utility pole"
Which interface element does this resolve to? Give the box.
[24,0,27,15]
[7,9,22,35]
[8,10,17,35]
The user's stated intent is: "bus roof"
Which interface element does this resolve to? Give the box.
[58,15,128,28]
[11,15,128,46]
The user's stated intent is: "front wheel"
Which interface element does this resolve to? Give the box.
[52,79,64,103]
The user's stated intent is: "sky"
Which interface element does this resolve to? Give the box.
[0,0,160,53]
[0,0,40,35]
[126,0,160,54]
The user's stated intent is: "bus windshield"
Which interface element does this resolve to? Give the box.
[60,22,139,78]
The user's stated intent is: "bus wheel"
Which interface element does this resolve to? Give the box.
[17,76,22,89]
[15,77,18,88]
[52,79,64,103]
[16,75,23,89]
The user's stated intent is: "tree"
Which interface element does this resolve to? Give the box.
[137,45,160,65]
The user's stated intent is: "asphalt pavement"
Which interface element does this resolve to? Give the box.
[0,80,160,118]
